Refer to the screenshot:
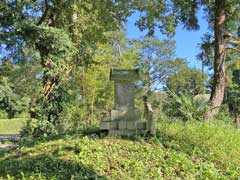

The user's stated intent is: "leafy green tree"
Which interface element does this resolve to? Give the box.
[137,36,175,90]
[225,67,240,126]
[174,0,240,117]
[0,59,15,78]
[0,77,27,119]
[132,1,178,36]
[63,31,140,128]
[0,59,30,118]
[132,0,240,117]
[134,36,179,127]
[0,0,132,135]
[166,64,207,96]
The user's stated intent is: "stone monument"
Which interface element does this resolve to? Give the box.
[100,69,147,136]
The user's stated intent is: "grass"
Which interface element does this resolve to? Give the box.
[0,120,239,180]
[0,118,28,134]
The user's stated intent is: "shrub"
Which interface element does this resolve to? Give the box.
[21,119,57,138]
[165,91,209,121]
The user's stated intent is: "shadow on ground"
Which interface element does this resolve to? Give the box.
[0,153,106,179]
[16,125,151,150]
[0,126,161,179]
[0,126,109,179]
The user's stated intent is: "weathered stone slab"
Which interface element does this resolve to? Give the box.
[110,121,118,129]
[110,110,119,121]
[127,121,137,130]
[111,109,140,121]
[100,68,148,136]
[110,69,139,81]
[136,121,147,130]
[114,81,135,109]
[100,121,111,130]
[118,121,127,130]
[100,121,118,130]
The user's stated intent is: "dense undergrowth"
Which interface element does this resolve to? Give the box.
[0,120,239,180]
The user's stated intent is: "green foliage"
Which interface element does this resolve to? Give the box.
[166,64,206,96]
[197,33,214,70]
[137,36,176,90]
[148,92,168,118]
[171,0,240,33]
[21,118,58,138]
[0,59,15,78]
[212,109,234,124]
[24,25,76,136]
[0,77,28,119]
[0,59,30,119]
[225,69,240,121]
[157,120,240,179]
[132,1,177,36]
[164,92,209,121]
[1,120,240,179]
[60,31,140,129]
[0,0,133,137]
[1,0,239,138]
[24,25,76,71]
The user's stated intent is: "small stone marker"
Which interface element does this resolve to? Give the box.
[100,69,147,136]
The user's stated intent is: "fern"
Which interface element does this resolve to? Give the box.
[169,91,209,121]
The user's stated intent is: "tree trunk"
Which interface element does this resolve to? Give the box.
[205,0,226,118]
[143,95,156,136]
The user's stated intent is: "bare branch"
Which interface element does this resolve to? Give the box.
[226,39,240,45]
[223,31,235,38]
[0,31,14,37]
[226,47,240,52]
[37,0,49,25]
[0,32,11,35]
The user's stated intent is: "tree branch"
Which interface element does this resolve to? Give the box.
[37,0,49,25]
[0,31,15,37]
[0,32,12,35]
[226,47,240,52]
[223,31,235,38]
[226,39,240,45]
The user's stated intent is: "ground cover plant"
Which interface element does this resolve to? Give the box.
[0,120,239,180]
[0,1,240,180]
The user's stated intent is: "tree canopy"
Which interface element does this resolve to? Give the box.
[0,0,240,133]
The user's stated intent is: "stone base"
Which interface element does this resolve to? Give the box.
[108,129,147,136]
[100,106,147,136]
[100,120,147,136]
[99,121,118,130]
[110,109,140,121]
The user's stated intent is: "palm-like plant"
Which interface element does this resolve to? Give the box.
[169,91,209,121]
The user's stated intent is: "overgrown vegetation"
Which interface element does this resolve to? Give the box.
[0,1,240,179]
[1,0,239,134]
[0,120,240,180]
[164,92,209,121]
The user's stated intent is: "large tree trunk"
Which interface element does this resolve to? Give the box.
[206,0,226,118]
